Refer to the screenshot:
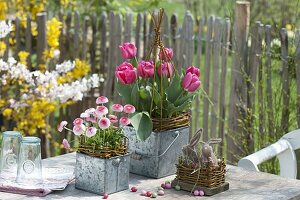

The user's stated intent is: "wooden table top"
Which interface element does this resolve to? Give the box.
[1,152,300,200]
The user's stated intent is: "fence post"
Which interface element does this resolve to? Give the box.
[25,14,32,69]
[36,12,47,68]
[295,30,300,129]
[227,1,250,163]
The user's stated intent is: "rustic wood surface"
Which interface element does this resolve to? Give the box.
[1,153,300,200]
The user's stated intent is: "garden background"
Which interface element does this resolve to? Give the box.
[0,0,300,177]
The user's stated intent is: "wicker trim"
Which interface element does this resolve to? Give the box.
[176,158,226,188]
[77,137,128,158]
[152,112,190,131]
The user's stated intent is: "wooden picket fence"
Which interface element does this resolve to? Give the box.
[1,1,300,164]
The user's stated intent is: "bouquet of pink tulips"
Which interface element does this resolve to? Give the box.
[58,96,135,156]
[115,42,201,140]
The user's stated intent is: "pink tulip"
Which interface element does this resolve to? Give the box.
[182,72,201,92]
[186,66,200,77]
[98,117,111,129]
[96,96,108,104]
[119,117,130,126]
[85,108,95,114]
[73,118,84,126]
[115,62,137,84]
[158,62,173,78]
[62,139,70,149]
[95,106,108,117]
[138,60,154,78]
[124,104,135,114]
[86,117,97,123]
[73,124,86,136]
[159,48,173,62]
[119,42,137,59]
[86,127,97,138]
[108,114,118,124]
[58,121,68,132]
[80,112,89,118]
[112,104,123,112]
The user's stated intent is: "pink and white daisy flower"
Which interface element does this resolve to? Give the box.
[73,124,86,136]
[58,121,68,132]
[108,114,118,124]
[96,96,109,104]
[98,117,111,129]
[86,117,97,123]
[124,104,136,114]
[80,112,89,118]
[73,118,84,126]
[95,106,108,117]
[119,117,131,126]
[112,104,123,112]
[85,108,96,114]
[86,127,97,138]
[62,139,70,149]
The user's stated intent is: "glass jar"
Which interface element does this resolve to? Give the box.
[0,131,22,178]
[16,137,42,185]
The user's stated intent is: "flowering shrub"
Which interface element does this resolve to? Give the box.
[116,42,201,140]
[58,96,135,150]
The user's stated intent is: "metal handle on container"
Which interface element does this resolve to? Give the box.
[131,131,180,160]
[112,158,121,167]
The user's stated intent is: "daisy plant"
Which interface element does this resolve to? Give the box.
[58,96,135,150]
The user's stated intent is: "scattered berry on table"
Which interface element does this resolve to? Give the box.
[103,193,109,199]
[141,189,147,196]
[165,183,172,189]
[151,192,157,198]
[175,185,181,191]
[158,190,165,196]
[199,190,205,196]
[131,186,138,192]
[146,191,152,197]
[157,186,164,191]
[193,190,200,196]
[160,183,166,188]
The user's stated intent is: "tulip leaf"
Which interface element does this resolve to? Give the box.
[165,71,182,103]
[131,82,139,106]
[129,112,153,141]
[116,83,132,104]
[174,92,195,107]
[166,100,192,117]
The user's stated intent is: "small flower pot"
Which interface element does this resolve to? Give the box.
[123,126,189,178]
[75,152,131,195]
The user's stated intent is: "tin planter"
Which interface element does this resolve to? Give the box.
[123,126,189,178]
[75,152,131,195]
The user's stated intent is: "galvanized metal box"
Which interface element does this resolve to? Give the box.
[123,126,189,178]
[75,152,130,195]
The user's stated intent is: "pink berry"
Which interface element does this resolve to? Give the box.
[165,183,172,189]
[103,193,109,199]
[193,190,200,196]
[158,190,165,196]
[199,190,205,196]
[146,191,152,197]
[141,189,147,196]
[131,186,138,192]
[161,183,165,188]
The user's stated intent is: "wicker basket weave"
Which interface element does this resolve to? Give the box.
[77,137,128,158]
[176,158,226,188]
[152,112,190,132]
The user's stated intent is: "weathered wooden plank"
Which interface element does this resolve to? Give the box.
[170,14,178,66]
[295,30,300,128]
[81,16,89,60]
[104,12,115,98]
[178,13,188,68]
[202,16,214,141]
[143,12,149,59]
[227,1,250,163]
[14,17,21,56]
[247,21,263,152]
[65,12,72,59]
[162,13,169,48]
[135,13,142,58]
[3,20,9,61]
[113,13,123,102]
[257,23,264,139]
[36,12,47,68]
[124,13,133,43]
[210,17,222,139]
[218,18,230,156]
[99,12,107,95]
[185,11,194,67]
[194,17,205,132]
[265,25,274,135]
[74,11,80,59]
[58,12,65,62]
[25,14,32,68]
[90,13,97,73]
[280,28,290,133]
